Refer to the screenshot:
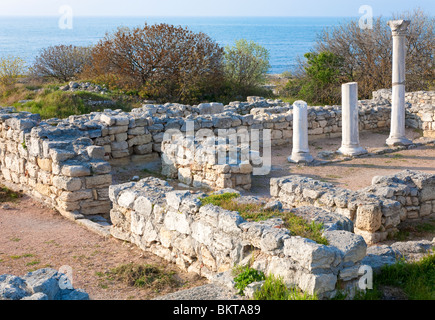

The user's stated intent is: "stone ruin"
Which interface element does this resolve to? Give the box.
[1,20,435,298]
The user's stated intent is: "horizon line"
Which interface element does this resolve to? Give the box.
[0,14,364,18]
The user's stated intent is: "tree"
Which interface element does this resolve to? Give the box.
[297,51,346,105]
[0,55,27,87]
[31,45,93,82]
[224,39,271,95]
[85,23,225,104]
[313,8,434,100]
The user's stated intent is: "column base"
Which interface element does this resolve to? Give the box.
[288,152,314,164]
[337,146,368,157]
[386,136,412,146]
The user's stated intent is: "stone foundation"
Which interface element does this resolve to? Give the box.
[109,177,367,299]
[271,170,435,244]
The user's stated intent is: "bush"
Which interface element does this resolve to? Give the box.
[296,8,434,103]
[292,51,346,105]
[0,55,27,87]
[224,39,271,96]
[232,265,265,295]
[31,45,92,82]
[85,23,225,104]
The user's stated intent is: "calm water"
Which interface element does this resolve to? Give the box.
[0,16,353,74]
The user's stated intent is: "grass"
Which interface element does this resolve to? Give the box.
[252,273,317,300]
[104,263,179,292]
[200,193,328,245]
[0,186,22,203]
[388,219,435,242]
[356,252,435,300]
[1,80,138,120]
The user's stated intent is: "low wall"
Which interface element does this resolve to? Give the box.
[271,170,435,244]
[0,89,433,219]
[0,110,112,220]
[109,176,367,299]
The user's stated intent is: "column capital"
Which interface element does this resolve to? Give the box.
[388,20,411,36]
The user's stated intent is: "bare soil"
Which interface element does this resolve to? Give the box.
[248,129,435,196]
[0,195,207,300]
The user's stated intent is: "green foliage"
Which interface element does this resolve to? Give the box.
[233,265,265,295]
[375,251,435,300]
[291,51,346,105]
[199,193,328,245]
[224,39,271,97]
[199,192,240,206]
[18,90,90,119]
[0,55,27,87]
[253,274,317,300]
[0,186,22,202]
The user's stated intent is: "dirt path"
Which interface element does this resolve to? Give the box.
[0,195,207,300]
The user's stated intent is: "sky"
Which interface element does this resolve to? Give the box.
[0,0,433,17]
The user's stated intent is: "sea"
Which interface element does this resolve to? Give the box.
[0,16,354,74]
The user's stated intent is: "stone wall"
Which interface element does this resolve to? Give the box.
[372,89,435,137]
[108,176,367,299]
[0,89,433,221]
[0,109,112,220]
[271,170,435,244]
[161,135,253,191]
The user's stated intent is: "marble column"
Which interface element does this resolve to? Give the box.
[288,100,313,163]
[338,82,367,156]
[386,20,412,146]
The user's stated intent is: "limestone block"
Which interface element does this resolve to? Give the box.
[164,210,191,235]
[127,127,145,135]
[59,190,93,202]
[37,158,52,172]
[117,190,138,209]
[80,200,112,215]
[85,174,112,189]
[111,150,130,158]
[89,161,111,174]
[260,228,290,252]
[355,204,382,232]
[283,236,341,270]
[100,114,116,126]
[323,230,367,265]
[49,149,75,163]
[61,165,91,177]
[166,190,192,211]
[52,176,82,192]
[86,146,105,160]
[111,141,128,151]
[108,126,128,135]
[133,196,153,217]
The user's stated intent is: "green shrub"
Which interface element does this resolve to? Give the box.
[224,39,271,97]
[0,55,27,87]
[233,265,265,295]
